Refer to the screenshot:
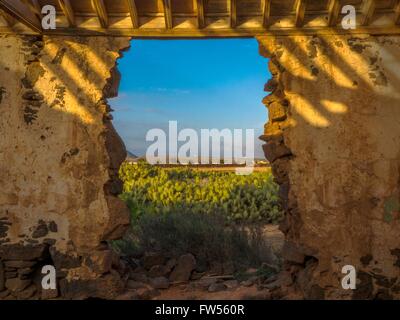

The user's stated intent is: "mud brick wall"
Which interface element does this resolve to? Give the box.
[1,32,400,300]
[0,35,131,299]
[257,34,400,299]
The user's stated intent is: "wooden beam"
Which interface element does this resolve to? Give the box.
[162,0,173,29]
[196,0,205,29]
[126,0,139,28]
[361,0,375,26]
[327,0,340,27]
[230,0,237,28]
[58,0,75,27]
[294,0,306,28]
[262,0,271,28]
[0,9,16,26]
[21,0,41,19]
[0,0,41,32]
[91,0,108,29]
[395,0,400,25]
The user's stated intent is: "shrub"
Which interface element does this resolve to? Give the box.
[119,162,283,223]
[114,210,271,272]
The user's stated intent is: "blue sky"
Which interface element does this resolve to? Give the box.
[110,39,271,159]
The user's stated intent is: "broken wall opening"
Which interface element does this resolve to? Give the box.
[107,38,286,299]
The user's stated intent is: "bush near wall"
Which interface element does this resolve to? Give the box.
[119,161,283,223]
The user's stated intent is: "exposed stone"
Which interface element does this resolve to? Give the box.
[84,250,114,274]
[142,253,166,270]
[14,284,37,299]
[60,272,125,300]
[150,277,170,289]
[169,254,196,282]
[136,287,160,300]
[126,280,148,290]
[129,272,148,283]
[0,244,47,261]
[5,272,17,279]
[208,283,227,293]
[5,278,31,292]
[0,261,4,291]
[41,288,59,300]
[193,278,218,291]
[281,242,305,264]
[223,279,239,289]
[0,289,10,299]
[4,260,36,268]
[240,280,254,287]
[148,264,170,278]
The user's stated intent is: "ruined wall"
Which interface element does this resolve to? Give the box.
[257,34,400,299]
[0,35,131,299]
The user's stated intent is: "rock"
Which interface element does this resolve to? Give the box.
[41,288,59,300]
[191,271,205,280]
[194,278,218,291]
[4,260,36,268]
[5,271,17,279]
[264,271,293,290]
[18,267,34,276]
[142,253,166,270]
[14,284,37,299]
[169,254,196,282]
[281,241,305,264]
[208,283,227,293]
[148,265,169,278]
[116,290,139,300]
[165,258,177,272]
[0,261,4,291]
[84,250,114,274]
[126,280,148,290]
[0,289,10,299]
[129,272,148,283]
[150,277,170,289]
[224,280,239,289]
[241,280,254,287]
[0,244,47,261]
[32,221,49,238]
[136,287,160,300]
[5,278,31,292]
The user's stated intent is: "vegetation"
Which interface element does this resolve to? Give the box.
[113,161,283,272]
[119,161,282,223]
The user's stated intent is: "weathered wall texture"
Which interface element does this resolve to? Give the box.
[257,34,400,299]
[0,35,131,299]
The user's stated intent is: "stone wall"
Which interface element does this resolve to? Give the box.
[0,35,131,299]
[1,32,400,300]
[257,35,400,299]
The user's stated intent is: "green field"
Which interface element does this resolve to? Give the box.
[119,161,282,223]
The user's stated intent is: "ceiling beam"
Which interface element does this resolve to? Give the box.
[361,0,376,26]
[262,0,271,28]
[0,9,16,26]
[21,0,41,20]
[230,0,237,28]
[395,0,400,25]
[294,0,306,28]
[162,0,173,29]
[0,0,41,32]
[196,0,205,29]
[327,0,340,27]
[58,0,75,27]
[91,0,108,29]
[126,0,139,28]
